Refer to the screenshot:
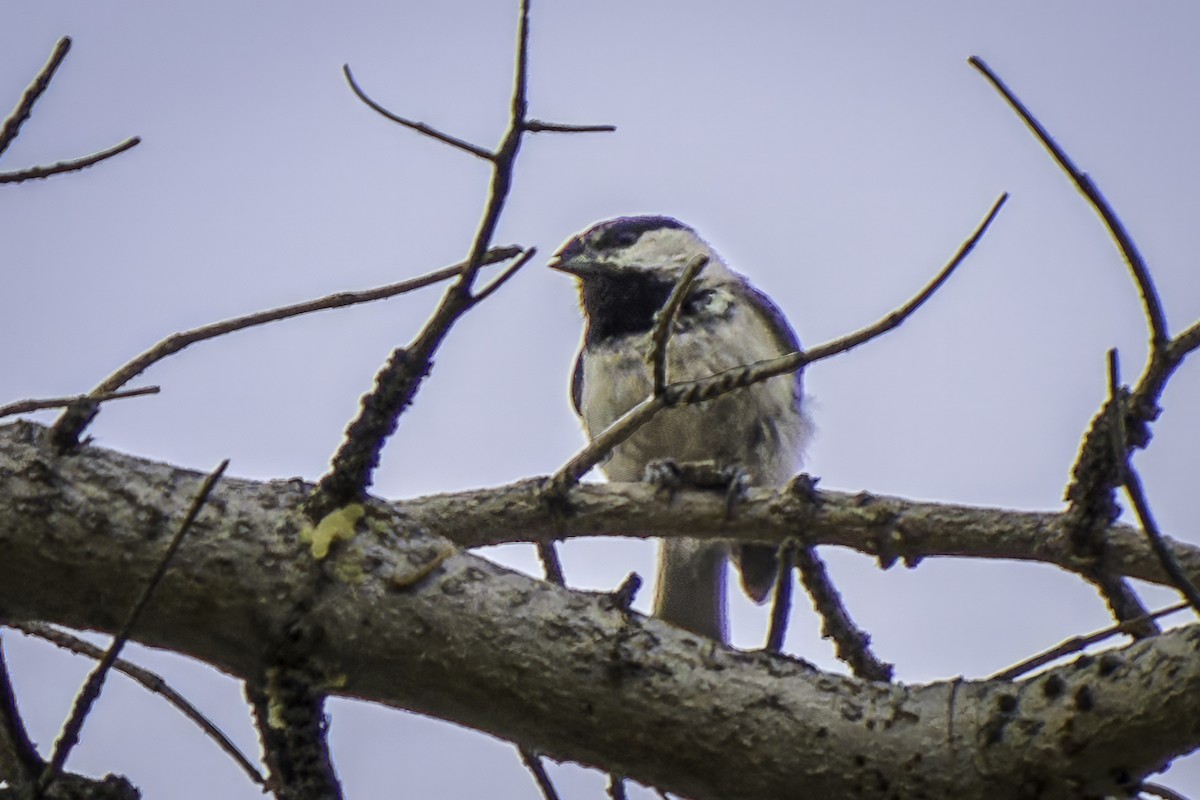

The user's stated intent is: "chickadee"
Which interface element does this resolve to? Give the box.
[549,216,810,642]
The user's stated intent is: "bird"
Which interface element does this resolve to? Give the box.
[549,215,810,643]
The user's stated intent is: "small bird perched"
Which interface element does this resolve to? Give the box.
[549,216,810,643]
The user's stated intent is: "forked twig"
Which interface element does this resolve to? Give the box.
[47,247,521,449]
[12,621,265,786]
[37,460,229,796]
[553,193,1007,486]
[0,37,141,180]
[312,0,610,519]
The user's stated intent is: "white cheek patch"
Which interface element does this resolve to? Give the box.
[625,229,708,270]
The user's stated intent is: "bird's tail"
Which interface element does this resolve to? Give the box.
[653,538,728,642]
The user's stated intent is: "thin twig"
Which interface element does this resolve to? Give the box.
[0,386,159,419]
[37,460,229,796]
[764,541,795,653]
[469,247,537,307]
[47,247,520,450]
[552,193,1006,487]
[0,37,71,158]
[968,56,1168,349]
[524,119,616,134]
[608,774,629,800]
[518,748,562,800]
[649,254,708,393]
[1122,465,1200,615]
[0,136,141,184]
[1170,320,1200,360]
[11,621,265,787]
[794,547,893,682]
[989,601,1188,682]
[0,636,42,791]
[342,64,495,161]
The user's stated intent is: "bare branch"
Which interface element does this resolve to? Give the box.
[1123,464,1200,615]
[670,191,1009,405]
[468,247,537,307]
[0,136,141,184]
[989,601,1188,682]
[0,37,71,158]
[794,547,893,681]
[37,459,228,796]
[11,621,266,787]
[47,247,521,450]
[649,254,708,393]
[0,386,158,420]
[969,56,1169,349]
[524,119,616,134]
[342,64,494,161]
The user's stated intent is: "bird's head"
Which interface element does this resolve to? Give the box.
[548,216,735,341]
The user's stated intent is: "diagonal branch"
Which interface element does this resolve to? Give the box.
[37,459,228,797]
[989,601,1189,682]
[343,64,495,161]
[11,621,266,787]
[968,56,1168,349]
[794,547,893,681]
[0,37,72,158]
[47,247,521,450]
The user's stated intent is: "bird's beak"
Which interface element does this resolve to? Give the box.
[547,255,592,277]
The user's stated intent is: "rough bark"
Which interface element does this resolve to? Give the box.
[2,420,1198,799]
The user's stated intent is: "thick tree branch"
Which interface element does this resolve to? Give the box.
[2,421,1199,799]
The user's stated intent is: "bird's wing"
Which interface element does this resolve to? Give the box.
[570,347,584,416]
[743,284,804,406]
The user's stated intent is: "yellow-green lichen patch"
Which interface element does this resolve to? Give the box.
[300,503,365,559]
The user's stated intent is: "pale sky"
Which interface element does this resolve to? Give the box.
[3,2,1199,797]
